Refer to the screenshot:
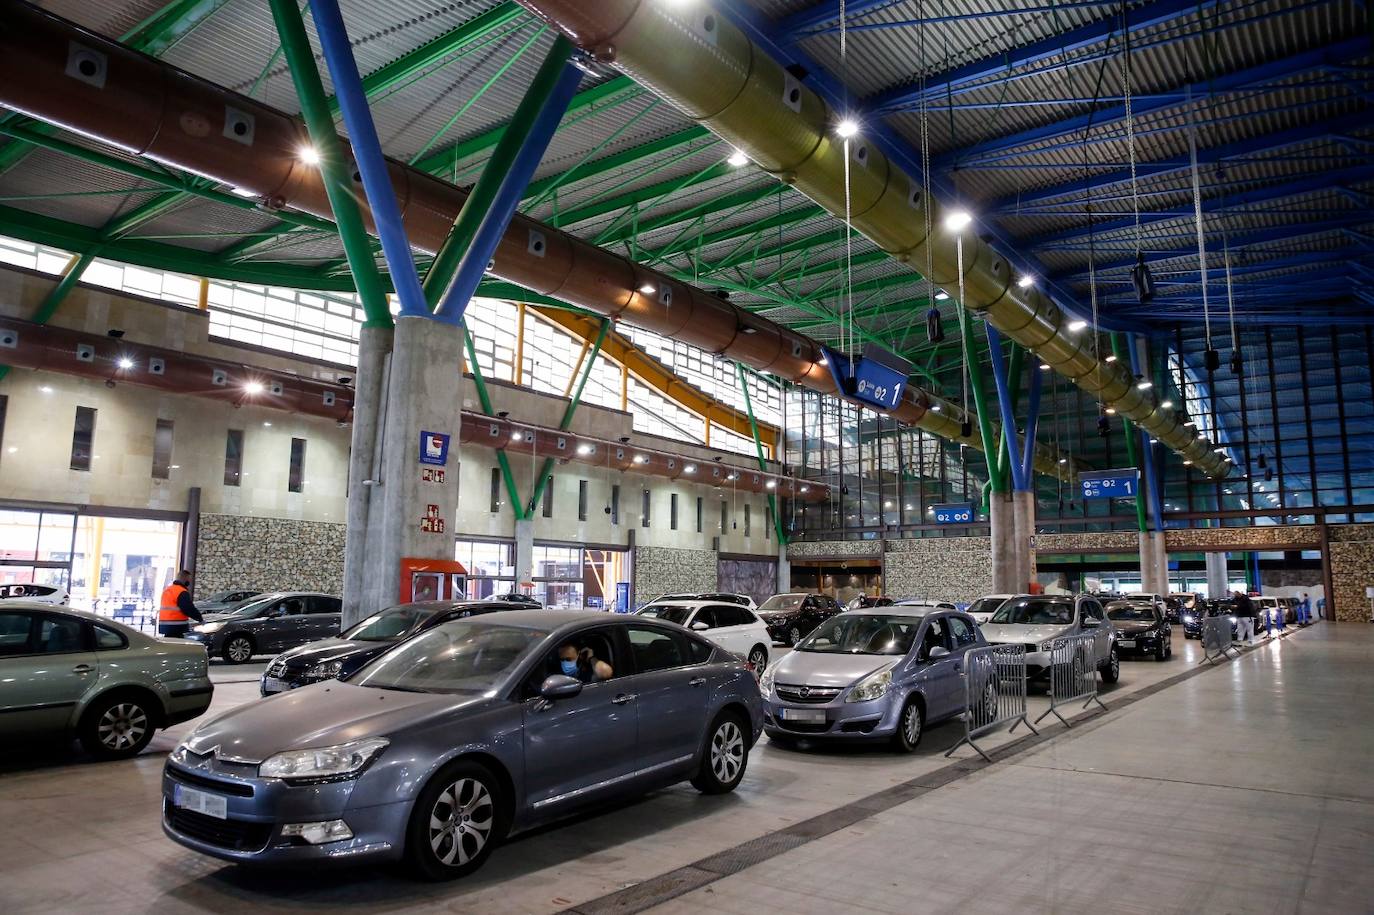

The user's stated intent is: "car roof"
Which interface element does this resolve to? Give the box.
[0,602,127,625]
[642,599,713,608]
[973,594,1015,600]
[458,609,650,630]
[858,605,954,618]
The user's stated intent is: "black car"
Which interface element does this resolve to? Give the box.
[756,592,843,646]
[1161,596,1186,624]
[195,589,262,615]
[259,600,514,695]
[1105,601,1172,660]
[486,593,542,609]
[1182,599,1239,640]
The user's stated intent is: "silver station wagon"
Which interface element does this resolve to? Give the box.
[0,602,213,758]
[162,611,764,880]
[761,606,987,751]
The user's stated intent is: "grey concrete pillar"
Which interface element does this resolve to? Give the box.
[355,317,465,621]
[1152,531,1169,594]
[1012,489,1036,593]
[514,518,534,596]
[342,324,393,625]
[1138,530,1169,594]
[988,491,1016,593]
[1205,550,1229,599]
[777,543,791,593]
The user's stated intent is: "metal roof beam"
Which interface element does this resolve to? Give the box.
[868,0,1217,115]
[1031,163,1374,248]
[937,37,1370,169]
[596,181,787,245]
[522,126,712,205]
[638,203,823,261]
[993,111,1374,213]
[773,1,904,41]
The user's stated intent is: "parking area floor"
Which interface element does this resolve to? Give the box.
[0,624,1357,914]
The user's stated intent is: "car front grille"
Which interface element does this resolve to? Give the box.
[167,766,254,798]
[165,802,272,852]
[1024,643,1039,654]
[775,684,842,704]
[776,720,830,734]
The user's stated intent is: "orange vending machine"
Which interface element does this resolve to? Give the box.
[398,558,468,603]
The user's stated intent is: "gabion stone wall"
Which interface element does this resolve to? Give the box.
[633,545,717,608]
[1329,525,1374,622]
[1165,525,1321,550]
[787,539,882,559]
[195,513,346,596]
[884,537,993,604]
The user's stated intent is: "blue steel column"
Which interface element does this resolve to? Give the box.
[1019,360,1044,485]
[433,49,584,323]
[986,324,1038,590]
[309,0,429,318]
[985,326,1029,492]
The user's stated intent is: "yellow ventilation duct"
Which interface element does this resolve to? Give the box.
[517,0,1229,479]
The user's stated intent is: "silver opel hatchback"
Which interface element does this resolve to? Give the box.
[761,607,985,751]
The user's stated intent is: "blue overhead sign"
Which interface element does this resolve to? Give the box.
[1079,468,1140,500]
[820,343,911,413]
[932,502,976,524]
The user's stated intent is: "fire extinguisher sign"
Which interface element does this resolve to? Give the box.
[420,504,446,534]
[419,430,450,466]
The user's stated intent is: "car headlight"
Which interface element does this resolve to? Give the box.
[169,742,190,765]
[259,738,389,781]
[303,660,344,682]
[759,666,776,697]
[192,622,223,634]
[846,668,892,703]
[1229,616,1237,623]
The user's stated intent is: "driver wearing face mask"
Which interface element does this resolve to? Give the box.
[557,642,613,683]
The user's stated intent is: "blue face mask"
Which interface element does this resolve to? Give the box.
[560,659,579,676]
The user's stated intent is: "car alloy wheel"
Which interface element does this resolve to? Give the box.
[710,720,745,784]
[788,626,802,646]
[1101,648,1120,683]
[748,647,768,679]
[893,700,923,752]
[981,682,998,726]
[98,702,149,753]
[224,636,252,664]
[427,777,494,869]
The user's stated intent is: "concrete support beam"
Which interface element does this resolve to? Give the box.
[988,492,1016,593]
[777,545,791,594]
[356,317,465,620]
[342,325,392,625]
[515,518,534,595]
[1139,531,1169,595]
[1205,551,1229,599]
[1012,490,1036,593]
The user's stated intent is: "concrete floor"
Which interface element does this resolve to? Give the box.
[1,624,1362,914]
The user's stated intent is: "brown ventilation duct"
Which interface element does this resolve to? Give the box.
[0,0,1073,479]
[0,314,830,501]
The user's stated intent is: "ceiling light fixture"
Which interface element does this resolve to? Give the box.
[835,118,860,138]
[1067,319,1088,332]
[727,149,749,167]
[298,146,321,165]
[1160,399,1174,409]
[510,431,523,442]
[638,282,656,295]
[943,210,972,232]
[117,357,134,370]
[1105,354,1118,363]
[633,454,648,464]
[1039,363,1051,370]
[683,463,696,474]
[1017,275,1035,288]
[1137,379,1153,389]
[577,444,594,455]
[934,291,950,301]
[243,381,265,395]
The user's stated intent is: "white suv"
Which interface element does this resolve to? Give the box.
[979,594,1120,683]
[636,599,772,674]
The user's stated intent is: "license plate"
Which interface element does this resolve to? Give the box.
[175,784,227,820]
[1118,639,1136,648]
[261,675,287,694]
[780,708,826,723]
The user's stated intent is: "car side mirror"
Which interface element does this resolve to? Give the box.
[1082,618,1100,628]
[928,646,950,659]
[690,621,710,632]
[539,674,583,701]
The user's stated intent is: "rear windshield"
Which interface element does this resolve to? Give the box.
[344,605,428,641]
[990,598,1073,626]
[1106,604,1156,622]
[966,597,1007,616]
[638,604,693,626]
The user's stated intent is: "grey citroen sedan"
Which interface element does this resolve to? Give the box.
[162,611,763,879]
[184,591,341,663]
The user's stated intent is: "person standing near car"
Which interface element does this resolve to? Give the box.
[1297,592,1312,625]
[1233,590,1257,644]
[159,570,203,638]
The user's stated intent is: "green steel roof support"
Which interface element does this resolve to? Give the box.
[461,324,527,520]
[1111,333,1150,534]
[412,75,641,178]
[736,362,787,545]
[102,191,193,240]
[524,317,611,517]
[957,307,1006,494]
[0,251,96,384]
[271,0,393,328]
[709,226,852,273]
[421,35,577,306]
[0,0,232,176]
[643,204,823,263]
[597,181,786,246]
[523,126,710,211]
[328,3,526,118]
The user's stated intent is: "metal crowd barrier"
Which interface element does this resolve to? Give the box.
[1199,615,1241,665]
[945,643,1038,761]
[1033,632,1106,728]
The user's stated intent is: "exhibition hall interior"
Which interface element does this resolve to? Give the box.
[0,0,1371,912]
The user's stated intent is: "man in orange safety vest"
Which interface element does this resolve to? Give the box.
[159,570,203,638]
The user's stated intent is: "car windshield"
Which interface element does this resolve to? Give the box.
[638,605,694,625]
[218,594,283,617]
[1106,604,1156,622]
[759,595,805,613]
[351,621,549,694]
[967,597,1007,616]
[990,598,1074,626]
[203,591,244,603]
[344,605,428,641]
[796,614,923,655]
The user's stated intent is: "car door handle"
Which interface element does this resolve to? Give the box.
[689,677,707,687]
[611,693,637,705]
[72,664,93,674]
